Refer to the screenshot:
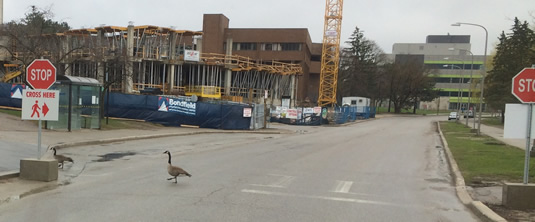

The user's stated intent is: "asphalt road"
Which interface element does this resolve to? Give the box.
[0,116,479,221]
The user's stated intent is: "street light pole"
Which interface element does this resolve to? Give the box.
[452,22,488,136]
[465,50,474,128]
[444,64,463,121]
[452,48,474,127]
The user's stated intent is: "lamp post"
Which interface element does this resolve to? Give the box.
[449,48,475,127]
[452,22,488,136]
[444,64,463,121]
[463,50,475,128]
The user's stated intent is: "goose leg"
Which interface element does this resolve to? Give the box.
[174,177,177,183]
[167,178,174,180]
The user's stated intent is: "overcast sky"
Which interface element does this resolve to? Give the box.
[4,0,534,55]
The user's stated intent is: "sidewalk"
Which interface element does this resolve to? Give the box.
[470,118,526,150]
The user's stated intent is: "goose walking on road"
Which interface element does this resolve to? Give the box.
[51,147,73,169]
[163,150,191,183]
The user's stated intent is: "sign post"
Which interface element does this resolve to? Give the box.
[511,67,535,184]
[24,59,57,160]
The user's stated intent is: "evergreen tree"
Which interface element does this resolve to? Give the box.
[338,26,386,106]
[486,17,535,120]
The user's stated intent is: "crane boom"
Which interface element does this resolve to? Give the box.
[317,0,343,107]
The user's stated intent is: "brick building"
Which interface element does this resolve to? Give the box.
[200,14,322,106]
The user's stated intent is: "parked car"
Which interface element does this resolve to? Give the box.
[463,110,474,118]
[448,112,459,120]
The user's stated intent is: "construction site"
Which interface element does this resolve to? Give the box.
[0,23,303,106]
[0,1,369,129]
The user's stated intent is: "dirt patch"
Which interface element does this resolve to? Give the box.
[487,204,535,222]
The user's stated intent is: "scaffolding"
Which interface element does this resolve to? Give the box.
[8,25,302,104]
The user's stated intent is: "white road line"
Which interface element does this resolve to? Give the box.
[241,189,401,207]
[250,174,295,188]
[332,180,353,193]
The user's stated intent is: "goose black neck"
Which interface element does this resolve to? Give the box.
[53,148,56,155]
[167,152,171,164]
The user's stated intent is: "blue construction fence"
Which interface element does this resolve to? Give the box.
[0,82,252,130]
[105,93,252,130]
[334,106,376,124]
[0,83,24,108]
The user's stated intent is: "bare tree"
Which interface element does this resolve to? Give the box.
[386,59,437,113]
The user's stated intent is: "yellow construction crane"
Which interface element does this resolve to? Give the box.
[317,0,343,107]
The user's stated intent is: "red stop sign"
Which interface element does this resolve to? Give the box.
[26,59,57,90]
[512,68,535,103]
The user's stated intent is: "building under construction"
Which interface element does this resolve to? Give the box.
[0,14,324,107]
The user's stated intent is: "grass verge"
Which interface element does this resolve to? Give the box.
[481,116,503,128]
[100,117,164,130]
[440,121,535,185]
[0,108,164,130]
[0,108,21,116]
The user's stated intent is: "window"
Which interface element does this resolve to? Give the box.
[434,77,451,83]
[233,43,257,51]
[311,55,321,62]
[438,91,450,97]
[261,43,281,51]
[281,43,301,51]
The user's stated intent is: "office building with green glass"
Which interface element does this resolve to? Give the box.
[392,35,486,111]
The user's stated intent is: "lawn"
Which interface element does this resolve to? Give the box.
[100,117,164,130]
[0,108,21,116]
[440,121,535,184]
[481,116,504,128]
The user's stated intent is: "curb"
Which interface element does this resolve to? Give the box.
[437,122,506,222]
[0,171,19,180]
[50,130,284,150]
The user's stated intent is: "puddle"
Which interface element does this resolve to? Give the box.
[94,152,137,162]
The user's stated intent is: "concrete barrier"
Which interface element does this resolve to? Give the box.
[503,183,535,210]
[19,159,58,182]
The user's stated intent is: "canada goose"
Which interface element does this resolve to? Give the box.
[163,150,191,183]
[51,147,74,169]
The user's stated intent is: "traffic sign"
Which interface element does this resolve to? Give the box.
[26,59,57,90]
[21,89,59,121]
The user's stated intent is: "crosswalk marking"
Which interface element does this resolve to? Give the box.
[332,180,353,193]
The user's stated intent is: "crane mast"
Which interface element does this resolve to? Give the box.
[317,0,343,107]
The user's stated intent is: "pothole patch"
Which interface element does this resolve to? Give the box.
[94,152,137,162]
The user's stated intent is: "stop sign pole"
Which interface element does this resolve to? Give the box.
[512,67,535,184]
[25,59,57,160]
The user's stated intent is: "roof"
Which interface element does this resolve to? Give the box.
[95,26,128,32]
[56,75,101,86]
[64,28,98,35]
